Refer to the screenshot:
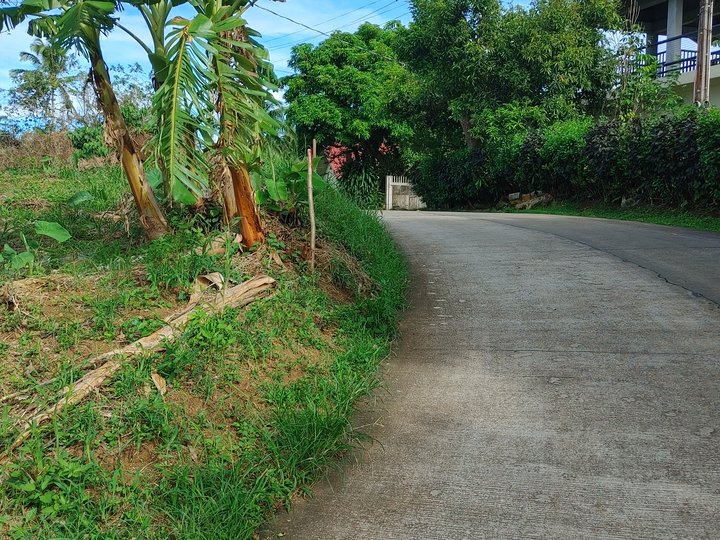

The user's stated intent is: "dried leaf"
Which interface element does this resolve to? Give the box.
[189,272,227,304]
[270,251,287,270]
[198,232,243,256]
[151,373,167,397]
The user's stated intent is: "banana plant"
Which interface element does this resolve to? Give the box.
[150,0,280,246]
[0,0,170,240]
[2,0,279,245]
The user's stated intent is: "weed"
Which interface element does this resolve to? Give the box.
[1,173,409,539]
[120,316,164,341]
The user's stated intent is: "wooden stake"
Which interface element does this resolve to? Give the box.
[312,138,317,160]
[307,148,316,271]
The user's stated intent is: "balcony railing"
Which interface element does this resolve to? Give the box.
[653,48,720,77]
[632,23,720,78]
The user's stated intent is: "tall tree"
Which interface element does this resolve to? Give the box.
[8,38,79,129]
[396,0,502,151]
[284,22,413,175]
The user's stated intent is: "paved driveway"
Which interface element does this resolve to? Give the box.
[263,212,720,539]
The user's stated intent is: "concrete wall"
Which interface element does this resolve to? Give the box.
[390,184,425,211]
[674,64,720,106]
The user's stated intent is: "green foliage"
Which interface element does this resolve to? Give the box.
[315,188,408,336]
[141,226,225,292]
[336,160,383,209]
[284,22,411,178]
[252,156,328,218]
[696,107,720,203]
[412,149,489,209]
[609,33,683,120]
[152,6,278,206]
[1,221,71,274]
[0,155,409,539]
[471,106,720,208]
[68,124,111,161]
[152,14,218,205]
[35,220,71,243]
[536,118,593,196]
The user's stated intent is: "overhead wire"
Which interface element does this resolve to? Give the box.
[255,0,410,76]
[261,0,390,45]
[258,0,402,50]
[268,8,409,53]
[269,4,410,64]
[266,0,407,51]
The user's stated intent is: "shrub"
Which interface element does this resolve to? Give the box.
[68,124,111,161]
[515,131,544,193]
[411,149,494,209]
[584,119,634,202]
[695,107,720,205]
[537,117,593,197]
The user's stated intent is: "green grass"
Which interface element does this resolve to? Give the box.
[0,166,409,539]
[510,201,720,233]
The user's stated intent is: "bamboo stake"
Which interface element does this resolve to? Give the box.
[307,148,316,271]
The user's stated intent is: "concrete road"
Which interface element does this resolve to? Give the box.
[262,212,720,539]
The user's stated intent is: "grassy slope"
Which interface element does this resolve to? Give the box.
[0,167,408,539]
[508,201,720,233]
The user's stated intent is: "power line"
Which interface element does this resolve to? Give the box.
[335,1,406,31]
[267,3,409,52]
[255,0,409,73]
[255,4,334,40]
[262,0,390,45]
[265,0,402,50]
[270,5,410,62]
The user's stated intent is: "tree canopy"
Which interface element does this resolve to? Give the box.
[283,22,413,171]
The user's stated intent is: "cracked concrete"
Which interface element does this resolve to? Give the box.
[261,212,720,540]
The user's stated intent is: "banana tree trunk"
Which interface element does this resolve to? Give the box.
[91,53,169,240]
[229,163,264,247]
[212,157,239,226]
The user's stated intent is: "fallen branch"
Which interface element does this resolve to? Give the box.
[2,275,276,461]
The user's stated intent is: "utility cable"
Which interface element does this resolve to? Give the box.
[255,0,409,72]
[266,4,409,53]
[262,0,390,45]
[266,0,403,50]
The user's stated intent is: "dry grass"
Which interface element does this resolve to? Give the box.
[0,131,74,170]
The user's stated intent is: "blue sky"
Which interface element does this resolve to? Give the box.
[0,0,413,96]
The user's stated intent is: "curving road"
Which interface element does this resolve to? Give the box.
[263,212,720,539]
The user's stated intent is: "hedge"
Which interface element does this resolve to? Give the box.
[411,105,720,208]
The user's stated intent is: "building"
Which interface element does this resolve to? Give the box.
[629,0,719,104]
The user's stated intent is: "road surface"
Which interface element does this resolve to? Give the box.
[262,212,720,539]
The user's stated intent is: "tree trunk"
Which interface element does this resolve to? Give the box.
[211,155,239,227]
[459,115,479,150]
[91,53,169,240]
[229,163,264,247]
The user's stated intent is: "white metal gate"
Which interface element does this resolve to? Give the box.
[385,175,425,210]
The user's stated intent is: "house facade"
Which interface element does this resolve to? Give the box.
[628,0,720,104]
